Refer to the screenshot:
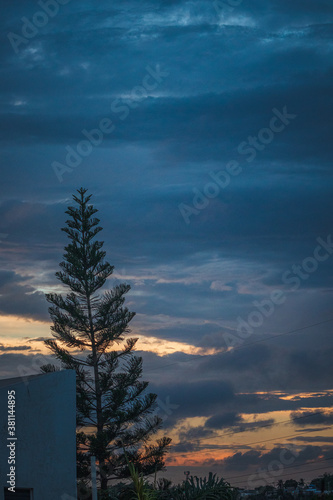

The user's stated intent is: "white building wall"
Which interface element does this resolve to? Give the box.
[0,370,77,500]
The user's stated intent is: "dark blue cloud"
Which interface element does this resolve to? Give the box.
[291,410,333,427]
[0,0,333,477]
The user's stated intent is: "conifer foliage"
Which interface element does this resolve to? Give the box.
[42,188,170,491]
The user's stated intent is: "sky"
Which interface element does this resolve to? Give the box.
[1,0,333,488]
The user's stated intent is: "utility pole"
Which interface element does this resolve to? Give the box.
[91,456,98,500]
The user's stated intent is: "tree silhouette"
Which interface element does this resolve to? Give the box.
[42,188,171,491]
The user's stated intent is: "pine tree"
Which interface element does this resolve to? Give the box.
[42,188,171,491]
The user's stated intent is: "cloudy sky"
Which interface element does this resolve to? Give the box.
[1,0,333,487]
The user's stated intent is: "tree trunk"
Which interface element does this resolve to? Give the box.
[87,293,107,492]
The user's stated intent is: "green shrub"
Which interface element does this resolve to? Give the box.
[171,472,235,500]
[98,471,235,500]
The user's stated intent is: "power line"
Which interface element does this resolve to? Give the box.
[223,456,333,482]
[230,462,333,486]
[195,410,329,441]
[144,317,333,374]
[170,410,325,444]
[205,427,330,448]
[145,317,333,462]
[230,317,333,354]
[170,415,333,459]
[181,426,332,449]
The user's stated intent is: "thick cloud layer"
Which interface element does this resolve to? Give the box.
[0,0,332,482]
